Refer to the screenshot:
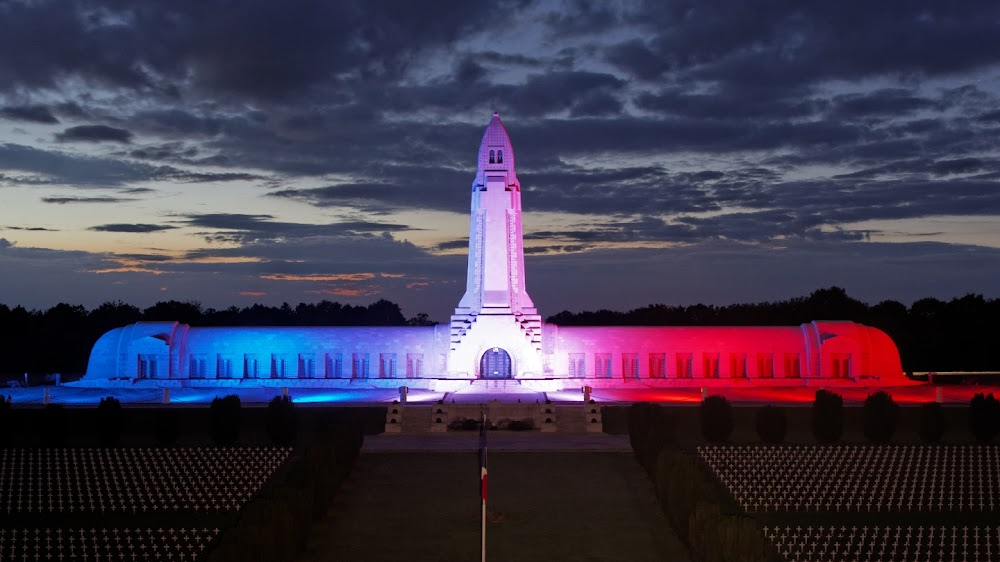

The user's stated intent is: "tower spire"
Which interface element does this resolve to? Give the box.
[458,112,533,313]
[448,114,543,378]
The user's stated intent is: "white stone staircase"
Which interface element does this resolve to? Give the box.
[448,310,542,353]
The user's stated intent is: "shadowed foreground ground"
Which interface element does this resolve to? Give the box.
[299,451,687,561]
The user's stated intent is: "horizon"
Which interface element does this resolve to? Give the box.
[3,285,993,325]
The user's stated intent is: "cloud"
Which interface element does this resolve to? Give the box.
[0,0,998,315]
[178,213,418,245]
[434,239,469,251]
[42,196,137,204]
[4,226,57,231]
[1,104,59,124]
[56,125,133,143]
[89,224,177,233]
[604,1,1000,89]
[0,143,267,187]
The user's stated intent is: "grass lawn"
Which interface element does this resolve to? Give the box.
[299,451,688,561]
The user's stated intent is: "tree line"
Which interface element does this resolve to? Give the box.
[0,299,433,376]
[1,287,996,376]
[546,286,998,373]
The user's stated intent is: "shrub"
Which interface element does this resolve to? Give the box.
[210,394,242,446]
[628,402,656,452]
[811,389,844,443]
[970,393,1000,443]
[862,390,899,443]
[688,504,770,562]
[266,395,298,447]
[918,402,947,443]
[154,410,179,446]
[507,418,534,431]
[0,398,10,448]
[96,396,124,446]
[633,405,676,476]
[39,404,69,446]
[755,405,787,444]
[655,449,722,544]
[700,395,734,443]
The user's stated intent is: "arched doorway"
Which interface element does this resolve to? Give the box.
[480,347,512,379]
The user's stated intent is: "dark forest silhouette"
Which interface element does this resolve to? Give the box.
[1,287,995,375]
[0,299,432,377]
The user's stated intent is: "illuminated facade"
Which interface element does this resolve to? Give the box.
[80,114,905,389]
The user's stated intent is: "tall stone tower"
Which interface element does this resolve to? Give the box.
[448,113,543,378]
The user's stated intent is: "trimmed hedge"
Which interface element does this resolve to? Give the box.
[970,392,1000,443]
[629,402,773,561]
[811,389,844,443]
[96,396,124,446]
[40,403,68,446]
[862,390,899,443]
[700,395,734,443]
[266,395,298,447]
[0,398,10,448]
[210,394,242,446]
[688,502,769,562]
[654,448,772,562]
[207,416,365,562]
[628,402,677,476]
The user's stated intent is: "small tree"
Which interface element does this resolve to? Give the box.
[154,410,179,446]
[40,403,68,446]
[267,395,298,446]
[210,394,242,446]
[700,395,734,443]
[969,393,1000,443]
[811,389,844,443]
[0,398,11,448]
[918,402,947,443]
[862,391,899,443]
[755,405,787,444]
[96,396,124,446]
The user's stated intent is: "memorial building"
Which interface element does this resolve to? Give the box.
[80,114,905,390]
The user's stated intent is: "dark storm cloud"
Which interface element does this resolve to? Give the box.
[4,226,58,232]
[129,144,200,161]
[89,223,177,233]
[128,110,224,138]
[454,58,487,83]
[527,241,1000,316]
[605,1,1000,87]
[268,162,474,214]
[829,89,940,119]
[56,125,133,143]
[0,143,267,187]
[42,196,136,204]
[634,86,822,119]
[1,105,59,124]
[178,213,417,244]
[0,0,519,100]
[435,239,469,252]
[1,0,999,312]
[541,0,620,37]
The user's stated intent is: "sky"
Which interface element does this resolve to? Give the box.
[1,0,999,322]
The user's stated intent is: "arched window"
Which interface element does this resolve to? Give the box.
[489,150,495,163]
[497,150,503,163]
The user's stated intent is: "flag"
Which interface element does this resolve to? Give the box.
[479,414,488,503]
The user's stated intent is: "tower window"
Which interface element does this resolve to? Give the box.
[489,150,495,163]
[497,150,503,163]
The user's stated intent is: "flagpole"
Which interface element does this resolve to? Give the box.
[480,409,487,562]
